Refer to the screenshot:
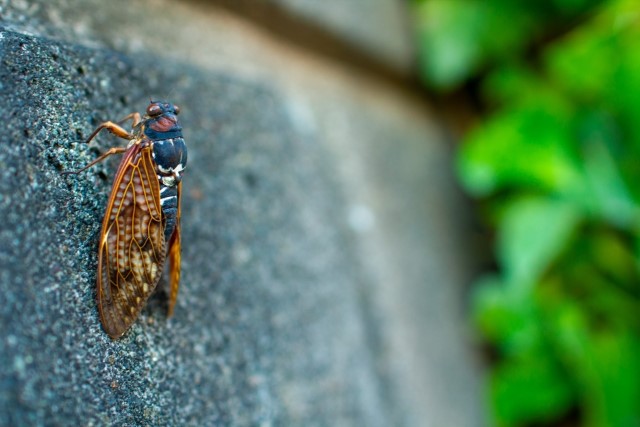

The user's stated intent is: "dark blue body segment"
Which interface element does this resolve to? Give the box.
[141,101,187,246]
[152,137,186,245]
[152,137,188,175]
[160,185,179,243]
[144,127,183,141]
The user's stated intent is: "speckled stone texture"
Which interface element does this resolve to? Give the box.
[0,1,484,426]
[0,30,389,426]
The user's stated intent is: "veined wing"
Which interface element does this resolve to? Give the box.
[97,142,165,338]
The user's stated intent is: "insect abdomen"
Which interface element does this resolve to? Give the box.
[160,185,178,243]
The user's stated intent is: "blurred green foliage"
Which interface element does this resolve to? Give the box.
[414,0,640,426]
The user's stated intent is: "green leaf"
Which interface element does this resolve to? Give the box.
[491,355,574,426]
[458,102,581,197]
[581,126,640,228]
[551,302,640,427]
[414,0,485,88]
[585,334,640,427]
[472,275,538,352]
[589,231,639,294]
[498,197,580,287]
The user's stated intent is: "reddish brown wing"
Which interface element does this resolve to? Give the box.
[97,142,166,338]
[167,181,182,317]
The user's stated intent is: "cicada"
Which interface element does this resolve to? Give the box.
[64,101,187,339]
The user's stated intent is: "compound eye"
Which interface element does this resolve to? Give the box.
[173,105,180,115]
[146,103,163,117]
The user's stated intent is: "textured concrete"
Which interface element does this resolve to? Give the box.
[216,0,415,72]
[271,0,412,65]
[0,1,484,426]
[0,29,388,426]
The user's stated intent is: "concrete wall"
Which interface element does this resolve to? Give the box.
[0,1,484,425]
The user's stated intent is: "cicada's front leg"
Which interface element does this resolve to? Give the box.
[62,112,141,175]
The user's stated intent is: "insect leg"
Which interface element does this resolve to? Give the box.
[62,119,137,175]
[82,121,134,145]
[61,146,127,175]
[115,112,142,128]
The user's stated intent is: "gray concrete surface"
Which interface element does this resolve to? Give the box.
[0,1,484,426]
[216,0,415,72]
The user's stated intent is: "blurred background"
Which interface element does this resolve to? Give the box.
[413,0,640,425]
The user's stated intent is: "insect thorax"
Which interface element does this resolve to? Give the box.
[152,137,187,187]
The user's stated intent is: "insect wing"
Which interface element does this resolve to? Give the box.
[97,143,166,338]
[167,181,182,317]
